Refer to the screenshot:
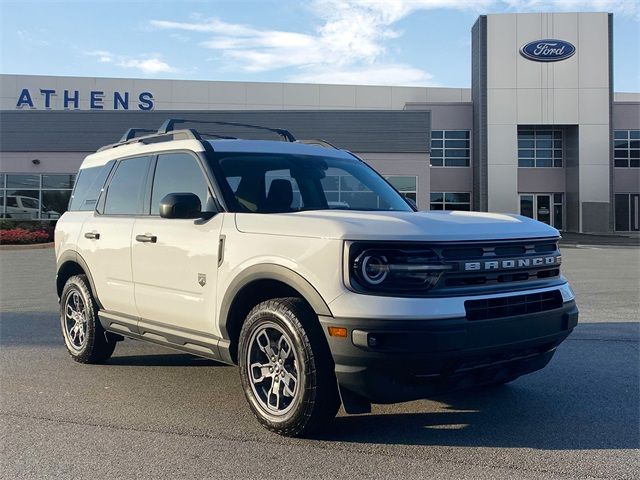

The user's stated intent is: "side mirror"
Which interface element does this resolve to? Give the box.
[159,193,202,219]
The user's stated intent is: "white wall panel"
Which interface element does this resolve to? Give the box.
[487,124,518,165]
[209,82,247,105]
[552,89,579,124]
[283,83,320,107]
[578,88,610,124]
[245,83,284,106]
[578,13,609,89]
[517,89,543,124]
[487,89,517,125]
[516,13,543,89]
[318,84,356,107]
[488,164,518,213]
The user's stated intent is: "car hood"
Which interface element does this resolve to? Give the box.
[234,210,559,242]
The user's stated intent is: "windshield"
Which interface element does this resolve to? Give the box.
[209,152,413,214]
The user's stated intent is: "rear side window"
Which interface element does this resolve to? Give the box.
[150,152,210,215]
[103,156,151,215]
[68,162,114,211]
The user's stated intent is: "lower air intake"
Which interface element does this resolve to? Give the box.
[465,290,563,321]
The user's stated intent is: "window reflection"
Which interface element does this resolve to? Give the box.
[0,173,75,220]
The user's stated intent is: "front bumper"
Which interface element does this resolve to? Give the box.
[320,298,578,404]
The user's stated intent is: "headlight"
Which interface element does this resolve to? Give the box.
[347,243,452,294]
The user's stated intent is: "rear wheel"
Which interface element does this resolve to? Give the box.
[60,274,116,364]
[238,297,340,437]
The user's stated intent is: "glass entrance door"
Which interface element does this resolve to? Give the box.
[536,194,551,225]
[519,193,563,229]
[614,194,640,231]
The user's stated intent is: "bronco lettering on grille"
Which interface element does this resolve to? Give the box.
[464,256,561,271]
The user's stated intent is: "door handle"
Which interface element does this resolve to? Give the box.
[84,232,100,240]
[135,234,157,243]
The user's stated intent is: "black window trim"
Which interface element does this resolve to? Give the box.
[96,147,225,218]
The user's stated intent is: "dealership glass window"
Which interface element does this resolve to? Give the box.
[42,174,75,189]
[430,130,471,167]
[614,130,640,168]
[385,176,417,202]
[518,128,563,167]
[0,173,75,219]
[6,174,40,188]
[430,192,471,211]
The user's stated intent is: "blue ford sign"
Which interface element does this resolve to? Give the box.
[520,39,575,62]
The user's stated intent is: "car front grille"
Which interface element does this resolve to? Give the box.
[428,238,563,294]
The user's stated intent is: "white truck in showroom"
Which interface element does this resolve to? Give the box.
[55,119,578,437]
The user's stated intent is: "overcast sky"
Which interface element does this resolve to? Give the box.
[1,0,639,91]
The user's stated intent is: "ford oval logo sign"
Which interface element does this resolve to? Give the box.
[520,39,576,62]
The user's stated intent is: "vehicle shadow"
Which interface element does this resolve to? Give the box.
[317,322,639,451]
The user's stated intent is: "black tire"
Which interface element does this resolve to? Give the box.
[60,274,116,364]
[238,297,341,437]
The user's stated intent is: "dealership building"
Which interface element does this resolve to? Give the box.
[0,11,638,232]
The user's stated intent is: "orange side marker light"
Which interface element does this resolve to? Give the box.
[328,326,348,338]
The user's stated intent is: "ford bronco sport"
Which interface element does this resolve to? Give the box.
[55,119,578,437]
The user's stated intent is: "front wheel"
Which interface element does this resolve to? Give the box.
[60,274,116,364]
[238,297,340,437]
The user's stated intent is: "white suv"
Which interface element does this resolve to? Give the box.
[55,119,578,437]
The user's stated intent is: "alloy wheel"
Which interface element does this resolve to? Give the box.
[247,322,300,415]
[64,290,87,350]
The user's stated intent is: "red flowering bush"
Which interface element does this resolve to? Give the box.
[0,228,50,245]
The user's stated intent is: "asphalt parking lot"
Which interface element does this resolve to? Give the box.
[0,246,638,479]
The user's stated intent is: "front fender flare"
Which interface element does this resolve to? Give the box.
[218,263,332,340]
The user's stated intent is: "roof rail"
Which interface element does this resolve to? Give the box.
[96,129,200,152]
[119,128,156,142]
[197,132,238,140]
[157,118,297,142]
[295,139,339,149]
[99,118,297,153]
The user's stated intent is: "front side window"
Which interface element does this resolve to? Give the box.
[211,151,412,213]
[518,127,563,167]
[151,152,211,215]
[430,130,470,167]
[430,192,471,211]
[103,156,151,215]
[614,130,640,168]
